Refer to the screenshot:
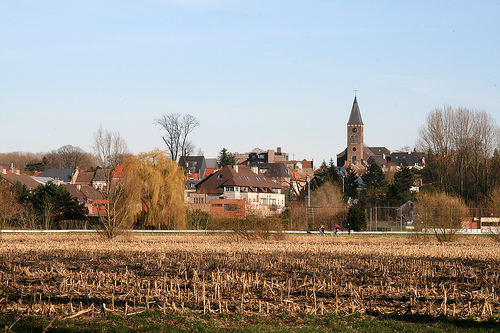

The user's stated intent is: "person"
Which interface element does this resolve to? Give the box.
[334,224,340,234]
[319,225,325,234]
[346,223,351,234]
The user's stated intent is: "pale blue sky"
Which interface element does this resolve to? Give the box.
[1,1,499,166]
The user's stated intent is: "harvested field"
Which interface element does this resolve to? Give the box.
[0,233,499,321]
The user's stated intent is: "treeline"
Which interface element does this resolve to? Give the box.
[417,106,500,206]
[0,145,97,173]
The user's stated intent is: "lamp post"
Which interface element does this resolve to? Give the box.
[307,175,310,208]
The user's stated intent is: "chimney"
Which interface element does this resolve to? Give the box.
[233,165,239,173]
[251,166,259,174]
[268,149,275,163]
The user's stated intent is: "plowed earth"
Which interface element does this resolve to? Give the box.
[0,233,499,320]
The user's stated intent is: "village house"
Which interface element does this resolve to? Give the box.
[187,165,286,218]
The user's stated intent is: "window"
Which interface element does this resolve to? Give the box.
[217,174,223,179]
[350,135,358,144]
[224,204,239,211]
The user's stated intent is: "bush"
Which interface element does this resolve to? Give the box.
[212,215,287,240]
[187,209,212,230]
[417,192,469,242]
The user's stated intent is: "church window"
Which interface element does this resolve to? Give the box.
[350,135,358,144]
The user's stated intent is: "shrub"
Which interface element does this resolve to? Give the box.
[187,209,212,230]
[417,192,469,242]
[213,215,287,240]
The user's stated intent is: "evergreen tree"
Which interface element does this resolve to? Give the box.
[344,167,360,199]
[389,159,415,205]
[313,159,340,188]
[346,202,366,231]
[361,163,387,207]
[362,163,386,190]
[27,182,87,228]
[217,148,237,167]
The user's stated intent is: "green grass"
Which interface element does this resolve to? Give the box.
[0,311,499,333]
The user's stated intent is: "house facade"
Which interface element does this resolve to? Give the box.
[191,165,286,216]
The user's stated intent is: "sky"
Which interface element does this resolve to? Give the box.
[1,1,499,167]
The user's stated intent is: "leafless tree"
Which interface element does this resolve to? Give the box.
[417,106,500,203]
[0,181,21,229]
[0,152,45,170]
[154,113,199,161]
[417,191,469,242]
[46,145,96,169]
[92,126,133,238]
[416,106,454,191]
[18,205,39,229]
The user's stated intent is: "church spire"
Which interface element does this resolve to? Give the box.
[348,96,363,125]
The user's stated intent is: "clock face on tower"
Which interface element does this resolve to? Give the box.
[352,127,358,133]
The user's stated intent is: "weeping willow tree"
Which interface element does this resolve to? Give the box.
[127,149,186,229]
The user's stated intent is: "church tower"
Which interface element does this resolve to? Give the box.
[346,96,364,164]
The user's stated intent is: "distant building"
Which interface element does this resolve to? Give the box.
[337,96,424,174]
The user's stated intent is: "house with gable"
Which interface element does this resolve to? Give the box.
[190,165,286,217]
[178,156,218,202]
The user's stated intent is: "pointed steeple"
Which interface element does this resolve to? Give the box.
[348,96,363,125]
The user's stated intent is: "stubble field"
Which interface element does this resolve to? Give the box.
[0,232,499,326]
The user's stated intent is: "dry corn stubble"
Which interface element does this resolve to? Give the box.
[0,233,499,320]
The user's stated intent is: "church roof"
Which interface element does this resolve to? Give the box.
[348,96,363,125]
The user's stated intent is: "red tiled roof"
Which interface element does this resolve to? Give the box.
[203,168,217,178]
[113,165,124,179]
[187,173,199,180]
[75,171,94,184]
[285,160,313,169]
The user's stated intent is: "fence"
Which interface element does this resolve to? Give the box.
[286,205,500,232]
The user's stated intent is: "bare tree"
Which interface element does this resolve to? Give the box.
[46,145,96,169]
[92,126,133,238]
[154,113,199,161]
[310,182,348,230]
[417,192,469,242]
[417,106,500,203]
[0,151,45,171]
[416,106,454,191]
[0,181,21,229]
